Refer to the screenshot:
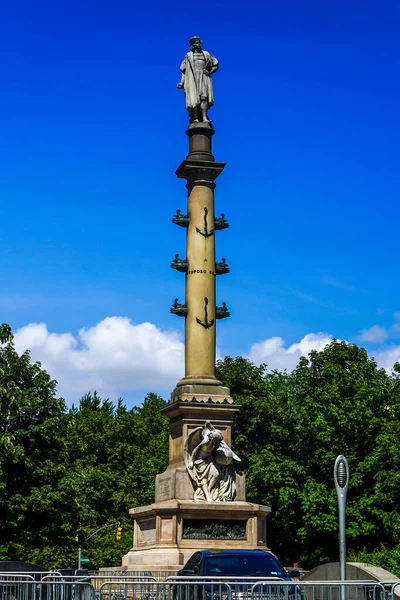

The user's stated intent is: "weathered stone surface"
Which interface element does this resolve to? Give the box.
[162,399,240,470]
[170,382,232,402]
[156,468,194,502]
[156,465,246,503]
[122,500,272,569]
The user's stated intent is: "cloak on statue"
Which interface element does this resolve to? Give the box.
[180,51,219,110]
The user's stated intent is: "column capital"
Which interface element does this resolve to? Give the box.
[175,159,226,185]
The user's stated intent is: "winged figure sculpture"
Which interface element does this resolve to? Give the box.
[184,421,241,503]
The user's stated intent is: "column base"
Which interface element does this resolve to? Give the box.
[171,380,232,404]
[122,500,272,570]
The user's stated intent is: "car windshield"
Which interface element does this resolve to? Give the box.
[203,554,287,577]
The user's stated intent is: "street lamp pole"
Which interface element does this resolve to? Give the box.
[334,455,349,600]
[75,521,121,569]
[75,534,82,570]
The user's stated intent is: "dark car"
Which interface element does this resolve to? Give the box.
[174,550,300,600]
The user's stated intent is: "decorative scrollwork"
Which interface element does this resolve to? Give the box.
[216,302,230,319]
[170,298,188,317]
[171,253,188,272]
[215,213,229,230]
[172,209,189,228]
[215,258,230,275]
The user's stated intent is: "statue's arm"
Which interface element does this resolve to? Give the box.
[190,436,210,466]
[177,57,186,88]
[207,54,219,76]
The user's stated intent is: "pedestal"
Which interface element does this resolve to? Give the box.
[122,500,272,569]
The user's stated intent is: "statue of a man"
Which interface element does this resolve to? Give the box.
[177,36,219,124]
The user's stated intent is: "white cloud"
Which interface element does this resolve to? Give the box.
[13,317,184,403]
[359,325,389,343]
[248,332,334,371]
[375,347,400,371]
[13,315,400,406]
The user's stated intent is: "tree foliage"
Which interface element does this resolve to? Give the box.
[1,329,400,571]
[217,342,400,567]
[0,329,168,568]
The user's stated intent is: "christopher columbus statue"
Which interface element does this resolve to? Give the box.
[177,36,219,124]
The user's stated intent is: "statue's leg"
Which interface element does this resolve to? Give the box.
[201,100,209,122]
[192,105,200,123]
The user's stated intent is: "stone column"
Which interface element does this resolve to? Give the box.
[174,123,225,390]
[167,123,235,467]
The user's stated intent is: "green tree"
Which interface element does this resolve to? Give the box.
[0,323,13,344]
[217,342,400,567]
[28,391,169,568]
[0,338,67,562]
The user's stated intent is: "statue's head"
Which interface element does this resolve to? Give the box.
[189,36,202,51]
[211,429,223,445]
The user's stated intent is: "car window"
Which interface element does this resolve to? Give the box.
[203,554,287,577]
[185,552,201,573]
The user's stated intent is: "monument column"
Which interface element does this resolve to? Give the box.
[176,125,225,385]
[122,36,271,571]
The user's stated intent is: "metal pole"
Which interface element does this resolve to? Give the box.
[75,534,82,569]
[75,520,120,569]
[334,455,349,600]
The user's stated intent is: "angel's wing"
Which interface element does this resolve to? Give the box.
[184,426,204,482]
[219,439,241,463]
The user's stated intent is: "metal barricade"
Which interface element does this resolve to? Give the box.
[249,580,388,600]
[0,579,94,600]
[0,576,35,600]
[97,572,179,583]
[387,581,400,600]
[99,579,160,600]
[41,576,157,600]
[165,578,389,600]
[99,578,234,600]
[0,573,394,600]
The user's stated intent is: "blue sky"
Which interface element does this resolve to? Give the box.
[1,0,400,404]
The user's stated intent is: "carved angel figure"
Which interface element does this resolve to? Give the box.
[184,421,241,502]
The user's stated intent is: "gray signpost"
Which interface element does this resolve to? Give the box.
[334,455,349,600]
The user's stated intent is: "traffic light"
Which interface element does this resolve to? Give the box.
[116,526,122,541]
